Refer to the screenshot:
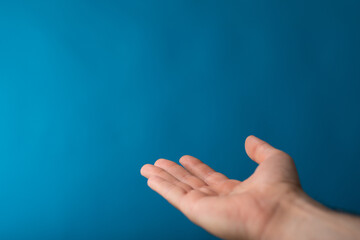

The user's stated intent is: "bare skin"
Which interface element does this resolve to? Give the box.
[140,135,360,240]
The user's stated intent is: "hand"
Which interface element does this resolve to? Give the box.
[140,135,302,240]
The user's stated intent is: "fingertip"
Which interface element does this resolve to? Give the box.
[246,135,256,140]
[245,135,258,155]
[245,135,259,145]
[140,164,152,177]
[154,158,167,166]
[179,155,193,165]
[147,175,157,185]
[244,135,274,164]
[179,155,190,164]
[147,175,168,191]
[147,176,156,187]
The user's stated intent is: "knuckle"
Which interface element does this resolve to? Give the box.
[204,171,217,181]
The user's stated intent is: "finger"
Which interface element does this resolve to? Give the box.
[154,159,207,189]
[146,175,210,217]
[244,135,287,164]
[147,176,188,209]
[141,164,193,192]
[179,190,209,221]
[179,155,228,185]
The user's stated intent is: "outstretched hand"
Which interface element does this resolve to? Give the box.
[140,136,302,240]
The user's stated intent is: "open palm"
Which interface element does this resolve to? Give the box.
[140,136,302,240]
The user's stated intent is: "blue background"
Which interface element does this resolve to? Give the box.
[1,0,360,239]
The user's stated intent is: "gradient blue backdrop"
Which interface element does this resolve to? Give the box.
[1,0,360,239]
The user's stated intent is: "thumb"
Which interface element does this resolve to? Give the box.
[245,135,286,164]
[245,135,300,185]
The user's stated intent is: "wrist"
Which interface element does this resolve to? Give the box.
[263,189,360,240]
